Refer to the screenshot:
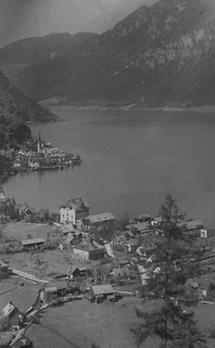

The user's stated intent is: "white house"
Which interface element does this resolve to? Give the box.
[59,197,89,225]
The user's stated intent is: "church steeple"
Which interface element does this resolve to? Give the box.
[37,133,42,153]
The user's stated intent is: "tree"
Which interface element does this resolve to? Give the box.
[9,122,31,147]
[133,195,207,348]
[119,209,130,228]
[38,209,50,223]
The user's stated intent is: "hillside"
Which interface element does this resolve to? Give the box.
[0,69,55,123]
[0,69,57,180]
[1,0,215,107]
[0,32,96,67]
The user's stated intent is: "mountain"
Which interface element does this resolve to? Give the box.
[0,69,55,123]
[0,32,96,67]
[1,0,215,107]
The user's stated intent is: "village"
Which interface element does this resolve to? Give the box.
[0,185,215,347]
[10,135,81,174]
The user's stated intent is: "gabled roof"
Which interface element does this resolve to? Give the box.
[177,219,204,231]
[84,212,115,224]
[65,233,75,245]
[91,284,114,295]
[126,221,150,233]
[2,302,18,317]
[21,238,45,246]
[60,197,89,210]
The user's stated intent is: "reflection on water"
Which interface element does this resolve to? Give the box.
[4,108,215,227]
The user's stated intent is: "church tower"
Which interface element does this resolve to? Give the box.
[37,133,42,153]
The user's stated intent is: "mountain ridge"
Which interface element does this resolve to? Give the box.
[1,0,215,107]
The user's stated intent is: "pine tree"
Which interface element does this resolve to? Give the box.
[134,195,207,348]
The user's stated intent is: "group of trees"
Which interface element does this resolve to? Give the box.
[0,114,31,149]
[0,114,32,181]
[134,195,207,348]
[0,154,13,181]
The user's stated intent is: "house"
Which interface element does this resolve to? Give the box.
[178,219,205,238]
[104,243,115,258]
[0,261,11,279]
[124,240,139,253]
[136,244,156,257]
[137,265,150,286]
[21,238,45,250]
[89,284,121,303]
[65,233,75,245]
[91,284,114,295]
[17,204,34,221]
[126,221,151,235]
[28,161,40,170]
[184,219,204,231]
[59,197,89,225]
[200,229,208,238]
[41,281,68,304]
[133,214,151,223]
[0,331,14,348]
[151,217,163,226]
[83,212,115,230]
[39,286,58,304]
[13,161,22,170]
[1,302,22,328]
[111,267,130,278]
[72,245,106,261]
[71,267,89,278]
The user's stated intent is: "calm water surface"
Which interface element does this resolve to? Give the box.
[4,107,215,226]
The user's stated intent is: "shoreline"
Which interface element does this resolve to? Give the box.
[42,102,215,113]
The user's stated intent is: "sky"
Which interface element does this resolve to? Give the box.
[0,0,158,47]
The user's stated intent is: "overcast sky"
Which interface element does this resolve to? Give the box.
[0,0,158,47]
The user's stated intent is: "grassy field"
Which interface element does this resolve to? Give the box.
[0,222,215,347]
[0,278,142,348]
[0,277,215,347]
[28,297,143,348]
[5,249,94,280]
[0,222,54,243]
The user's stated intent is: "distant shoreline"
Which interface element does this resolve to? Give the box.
[40,101,215,113]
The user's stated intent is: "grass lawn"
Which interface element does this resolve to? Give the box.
[28,297,142,348]
[5,249,93,279]
[1,222,53,242]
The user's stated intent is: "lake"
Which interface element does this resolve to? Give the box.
[4,107,215,226]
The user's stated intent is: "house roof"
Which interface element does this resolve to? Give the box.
[91,284,114,295]
[178,219,204,231]
[65,233,75,245]
[84,212,115,224]
[126,221,150,233]
[152,217,162,223]
[60,197,89,211]
[2,302,18,317]
[0,260,9,268]
[44,286,57,293]
[135,214,151,222]
[186,220,204,230]
[21,238,45,246]
[0,332,14,346]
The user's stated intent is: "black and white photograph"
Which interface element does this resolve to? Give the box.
[0,0,215,347]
